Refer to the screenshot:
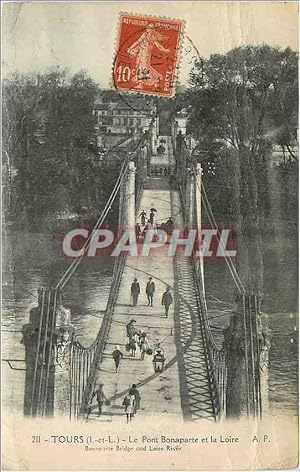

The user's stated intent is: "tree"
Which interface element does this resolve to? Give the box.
[2,69,105,228]
[187,45,298,292]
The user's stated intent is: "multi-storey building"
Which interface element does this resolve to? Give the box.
[93,90,156,148]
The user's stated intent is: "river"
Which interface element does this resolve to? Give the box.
[2,228,298,417]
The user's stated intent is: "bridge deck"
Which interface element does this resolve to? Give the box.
[88,139,216,423]
[92,187,182,423]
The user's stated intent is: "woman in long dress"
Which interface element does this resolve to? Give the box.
[123,394,136,423]
[127,24,169,89]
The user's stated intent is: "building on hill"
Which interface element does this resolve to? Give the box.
[93,90,157,148]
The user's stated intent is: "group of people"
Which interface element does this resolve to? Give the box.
[136,206,175,239]
[125,319,166,373]
[138,209,155,226]
[135,222,158,242]
[86,279,172,422]
[150,165,170,176]
[86,382,141,424]
[160,216,174,236]
[126,319,151,359]
[130,277,173,316]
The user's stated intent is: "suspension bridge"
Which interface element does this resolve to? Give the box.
[21,125,269,422]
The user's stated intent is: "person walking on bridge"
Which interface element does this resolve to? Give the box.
[128,336,137,357]
[126,319,137,339]
[112,345,123,373]
[139,332,149,360]
[161,287,173,318]
[139,210,147,226]
[129,384,141,416]
[146,277,155,307]
[153,344,165,372]
[91,383,107,417]
[122,393,135,423]
[149,211,155,225]
[131,278,140,307]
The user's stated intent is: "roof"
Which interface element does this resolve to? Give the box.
[94,89,156,113]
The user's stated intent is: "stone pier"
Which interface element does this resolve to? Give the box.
[224,293,270,418]
[22,288,74,417]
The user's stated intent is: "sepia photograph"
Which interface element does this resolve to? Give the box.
[2,1,298,470]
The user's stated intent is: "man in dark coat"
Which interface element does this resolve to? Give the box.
[149,211,155,225]
[146,277,155,307]
[161,287,173,317]
[91,384,107,417]
[131,278,140,306]
[112,345,123,373]
[139,210,147,226]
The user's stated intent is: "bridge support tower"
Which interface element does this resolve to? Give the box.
[22,288,74,417]
[224,293,270,419]
[119,161,136,233]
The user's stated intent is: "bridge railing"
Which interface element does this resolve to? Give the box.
[22,123,154,419]
[191,257,227,419]
[176,139,227,419]
[70,253,127,419]
[72,132,153,418]
[135,142,147,210]
[176,135,266,420]
[68,128,154,419]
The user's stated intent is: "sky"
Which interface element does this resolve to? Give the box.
[2,1,299,87]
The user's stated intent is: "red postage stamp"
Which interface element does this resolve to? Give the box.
[113,13,183,98]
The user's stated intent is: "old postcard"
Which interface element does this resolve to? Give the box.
[2,1,298,470]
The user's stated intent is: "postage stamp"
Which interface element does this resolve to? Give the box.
[113,13,183,98]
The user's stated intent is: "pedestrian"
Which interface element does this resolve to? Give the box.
[149,211,155,225]
[131,278,140,307]
[146,277,155,307]
[129,337,137,357]
[139,332,149,360]
[157,144,163,156]
[142,224,148,240]
[126,319,137,339]
[129,384,141,415]
[165,217,174,236]
[112,345,123,373]
[139,210,147,226]
[91,383,107,417]
[161,287,173,317]
[135,223,141,240]
[122,393,135,423]
[153,344,165,372]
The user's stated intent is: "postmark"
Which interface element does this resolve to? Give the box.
[113,13,184,98]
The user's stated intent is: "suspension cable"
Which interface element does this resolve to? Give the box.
[42,289,58,417]
[188,156,245,293]
[55,160,128,290]
[248,294,257,417]
[55,158,127,288]
[36,290,51,415]
[254,295,262,418]
[55,135,146,290]
[30,288,45,415]
[242,293,251,416]
[201,182,245,293]
[69,345,74,419]
[199,186,242,292]
[182,148,243,291]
